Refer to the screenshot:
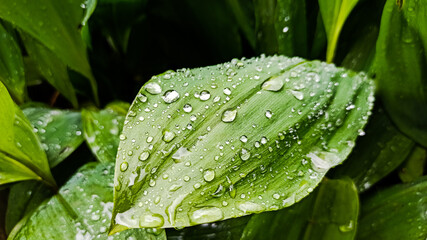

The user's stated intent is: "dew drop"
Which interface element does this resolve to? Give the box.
[183,104,193,113]
[139,214,164,228]
[145,82,162,95]
[240,135,248,143]
[189,207,223,224]
[223,88,232,95]
[162,90,180,103]
[240,148,251,161]
[137,93,147,102]
[203,169,215,182]
[290,90,304,100]
[265,110,273,119]
[339,220,354,232]
[162,130,176,142]
[139,152,150,161]
[273,193,280,199]
[120,162,128,172]
[199,90,211,101]
[222,109,237,123]
[262,76,284,91]
[238,202,265,213]
[172,147,190,162]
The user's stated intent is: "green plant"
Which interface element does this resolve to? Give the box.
[0,0,426,239]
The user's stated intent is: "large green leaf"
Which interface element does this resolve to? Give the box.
[318,0,359,62]
[0,0,98,103]
[8,162,166,240]
[23,107,84,168]
[241,178,358,240]
[374,0,427,147]
[332,108,415,191]
[253,0,308,57]
[82,102,129,163]
[0,22,26,104]
[110,55,374,232]
[5,181,52,234]
[0,82,56,188]
[21,33,78,108]
[357,177,427,240]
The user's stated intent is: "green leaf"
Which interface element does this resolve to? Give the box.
[82,102,129,163]
[253,0,308,57]
[23,107,84,168]
[8,162,166,240]
[332,108,415,191]
[0,22,26,104]
[374,0,427,147]
[357,177,427,240]
[110,55,374,232]
[0,0,98,104]
[21,33,78,108]
[318,0,359,62]
[241,178,358,240]
[226,0,256,50]
[399,146,426,183]
[5,181,52,234]
[0,82,56,188]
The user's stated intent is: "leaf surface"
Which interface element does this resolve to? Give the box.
[0,23,26,104]
[357,177,427,240]
[399,146,426,183]
[318,0,359,62]
[82,102,129,163]
[8,162,166,240]
[374,0,427,147]
[23,107,84,167]
[111,55,374,231]
[0,82,55,187]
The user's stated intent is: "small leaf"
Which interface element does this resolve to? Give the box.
[82,102,129,163]
[399,146,426,183]
[357,177,427,240]
[7,162,166,240]
[374,0,427,147]
[0,0,98,104]
[111,55,374,231]
[5,181,52,234]
[318,0,359,62]
[0,22,26,104]
[0,82,56,188]
[21,33,78,108]
[241,178,359,240]
[23,107,84,168]
[332,108,415,191]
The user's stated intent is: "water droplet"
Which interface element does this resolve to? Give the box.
[163,130,176,142]
[119,134,126,140]
[137,93,147,102]
[203,169,215,182]
[183,104,193,113]
[290,90,304,100]
[145,82,162,95]
[199,90,211,101]
[282,26,289,33]
[163,90,180,103]
[149,179,156,187]
[265,110,273,119]
[273,193,280,199]
[240,148,251,161]
[222,109,237,123]
[139,214,164,228]
[190,115,197,122]
[240,135,248,143]
[238,202,265,213]
[139,152,150,161]
[120,162,128,172]
[223,88,232,95]
[339,220,354,232]
[189,207,223,224]
[307,149,340,172]
[172,147,190,162]
[146,136,154,143]
[262,76,284,91]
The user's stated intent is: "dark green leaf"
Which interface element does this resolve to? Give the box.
[21,33,78,108]
[23,107,84,168]
[0,82,56,188]
[0,22,26,104]
[374,0,427,147]
[8,162,166,240]
[399,146,426,183]
[332,108,415,191]
[241,178,359,240]
[357,177,427,240]
[5,181,52,234]
[82,102,129,163]
[110,55,374,232]
[0,0,98,103]
[226,0,256,50]
[318,0,359,62]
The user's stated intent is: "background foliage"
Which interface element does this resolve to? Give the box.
[0,0,426,239]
